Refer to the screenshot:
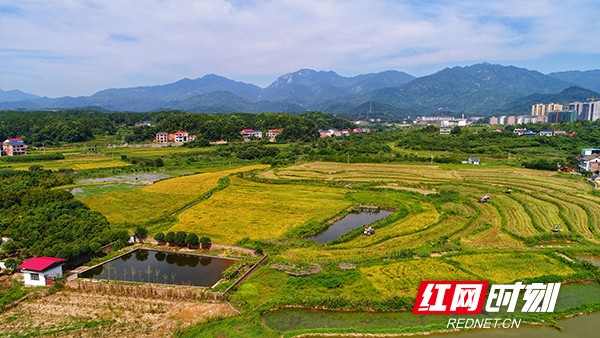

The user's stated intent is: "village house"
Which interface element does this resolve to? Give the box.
[240,129,263,141]
[155,132,169,143]
[171,131,190,143]
[156,131,194,144]
[319,129,333,138]
[2,138,28,156]
[352,127,371,133]
[17,256,66,287]
[581,148,600,156]
[265,129,283,142]
[134,120,153,127]
[580,155,600,172]
[439,127,452,135]
[539,130,554,137]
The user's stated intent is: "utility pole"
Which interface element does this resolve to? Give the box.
[347,153,350,165]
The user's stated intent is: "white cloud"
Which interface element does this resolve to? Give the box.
[0,0,599,96]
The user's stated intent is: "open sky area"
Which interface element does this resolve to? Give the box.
[1,0,600,97]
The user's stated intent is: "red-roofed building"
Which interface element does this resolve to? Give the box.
[17,256,66,286]
[2,138,28,156]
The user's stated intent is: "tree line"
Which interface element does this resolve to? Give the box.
[0,110,353,145]
[0,167,122,261]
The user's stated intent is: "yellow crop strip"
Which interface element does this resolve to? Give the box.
[171,177,352,244]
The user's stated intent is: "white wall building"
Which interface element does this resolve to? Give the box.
[17,256,66,287]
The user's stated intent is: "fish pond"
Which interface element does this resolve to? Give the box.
[309,209,393,243]
[79,249,236,287]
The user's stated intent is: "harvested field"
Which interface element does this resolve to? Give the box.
[0,290,237,337]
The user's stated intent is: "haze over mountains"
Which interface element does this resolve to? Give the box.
[1,63,599,120]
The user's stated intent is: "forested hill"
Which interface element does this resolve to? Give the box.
[0,168,126,261]
[0,110,352,146]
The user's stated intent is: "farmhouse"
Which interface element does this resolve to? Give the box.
[265,129,283,142]
[240,129,263,141]
[579,155,600,172]
[155,132,169,143]
[172,131,189,143]
[440,127,452,135]
[17,256,66,287]
[2,138,28,156]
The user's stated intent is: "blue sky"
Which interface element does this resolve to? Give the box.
[1,0,599,97]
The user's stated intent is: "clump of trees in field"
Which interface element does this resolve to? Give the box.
[154,231,206,249]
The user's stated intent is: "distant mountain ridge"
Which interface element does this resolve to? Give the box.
[1,63,598,119]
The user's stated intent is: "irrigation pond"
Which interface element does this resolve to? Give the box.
[79,249,236,287]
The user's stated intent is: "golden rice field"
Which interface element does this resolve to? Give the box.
[170,177,353,244]
[82,164,267,224]
[361,259,474,297]
[448,253,576,283]
[260,162,600,247]
[77,160,599,325]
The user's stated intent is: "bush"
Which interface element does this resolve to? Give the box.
[134,226,148,242]
[200,236,212,250]
[0,153,64,163]
[154,232,165,243]
[185,233,199,248]
[165,231,175,245]
[522,158,559,171]
[174,231,187,246]
[254,246,264,255]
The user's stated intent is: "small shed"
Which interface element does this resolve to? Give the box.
[17,256,66,287]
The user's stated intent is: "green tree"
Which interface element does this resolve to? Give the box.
[134,226,148,243]
[185,233,199,248]
[165,231,175,245]
[174,231,187,246]
[154,232,165,243]
[200,236,212,250]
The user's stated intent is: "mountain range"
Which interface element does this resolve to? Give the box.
[1,63,599,120]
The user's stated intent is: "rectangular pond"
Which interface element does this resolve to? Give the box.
[309,210,393,243]
[78,249,236,287]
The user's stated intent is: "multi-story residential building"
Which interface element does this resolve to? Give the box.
[2,138,28,156]
[489,116,499,125]
[569,100,600,121]
[155,132,169,143]
[173,131,189,143]
[531,103,563,116]
[265,129,283,142]
[240,129,263,141]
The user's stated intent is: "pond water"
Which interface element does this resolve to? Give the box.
[79,249,236,287]
[308,210,393,243]
[574,254,600,267]
[77,173,171,184]
[423,312,600,338]
[263,309,600,338]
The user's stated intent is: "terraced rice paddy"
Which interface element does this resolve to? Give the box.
[260,162,600,246]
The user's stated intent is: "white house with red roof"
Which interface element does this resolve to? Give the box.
[2,138,28,156]
[17,256,66,286]
[240,129,263,141]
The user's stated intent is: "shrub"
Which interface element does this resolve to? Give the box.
[200,236,212,250]
[154,232,165,243]
[174,231,187,246]
[185,233,199,248]
[165,231,175,245]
